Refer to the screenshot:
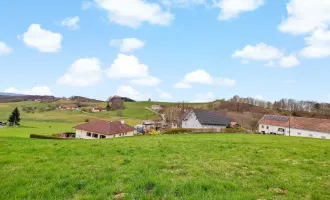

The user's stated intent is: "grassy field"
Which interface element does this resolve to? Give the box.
[1,134,330,199]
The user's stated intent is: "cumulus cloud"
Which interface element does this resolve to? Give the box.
[106,54,160,86]
[95,0,174,28]
[0,41,12,55]
[233,43,283,61]
[61,16,80,30]
[278,0,330,35]
[193,92,215,102]
[116,85,151,100]
[279,55,300,68]
[216,0,264,20]
[110,38,145,52]
[20,24,63,52]
[174,69,235,88]
[4,86,52,96]
[57,58,102,87]
[157,89,173,100]
[300,29,330,58]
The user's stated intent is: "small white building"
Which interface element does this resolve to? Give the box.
[181,109,230,130]
[259,115,330,139]
[74,120,135,139]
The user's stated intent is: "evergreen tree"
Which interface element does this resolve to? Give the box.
[106,102,110,111]
[8,107,21,126]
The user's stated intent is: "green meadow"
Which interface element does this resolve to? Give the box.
[1,101,330,199]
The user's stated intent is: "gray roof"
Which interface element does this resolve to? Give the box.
[193,109,230,126]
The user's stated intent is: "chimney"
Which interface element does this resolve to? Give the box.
[121,120,125,124]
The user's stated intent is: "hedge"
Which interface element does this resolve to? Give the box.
[30,134,65,140]
[163,128,193,134]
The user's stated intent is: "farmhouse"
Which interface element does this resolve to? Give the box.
[259,115,330,139]
[74,120,135,139]
[92,107,106,112]
[181,109,230,130]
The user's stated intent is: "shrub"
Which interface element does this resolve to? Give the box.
[85,119,89,122]
[148,130,158,135]
[223,128,245,133]
[163,128,193,134]
[30,134,63,139]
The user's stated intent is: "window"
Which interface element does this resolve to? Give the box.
[119,134,121,136]
[297,132,301,136]
[87,132,91,137]
[278,128,285,132]
[266,126,269,129]
[100,135,106,139]
[92,133,98,138]
[309,134,313,137]
[262,125,264,128]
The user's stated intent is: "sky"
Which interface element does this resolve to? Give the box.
[0,0,330,102]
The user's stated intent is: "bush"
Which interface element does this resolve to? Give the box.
[223,128,245,133]
[163,128,193,134]
[30,134,64,139]
[148,130,158,135]
[85,119,89,122]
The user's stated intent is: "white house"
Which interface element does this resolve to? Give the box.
[258,115,330,139]
[74,120,135,139]
[181,109,230,130]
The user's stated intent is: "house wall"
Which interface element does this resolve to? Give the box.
[75,129,134,139]
[259,124,330,139]
[182,111,226,130]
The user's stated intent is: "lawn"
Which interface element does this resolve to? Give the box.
[1,134,330,199]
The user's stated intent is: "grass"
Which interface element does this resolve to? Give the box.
[1,134,330,199]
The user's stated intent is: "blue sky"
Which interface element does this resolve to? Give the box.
[0,0,330,102]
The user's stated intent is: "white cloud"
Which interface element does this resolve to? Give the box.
[57,58,102,87]
[284,80,296,84]
[266,60,275,67]
[116,85,150,100]
[216,0,264,21]
[106,54,160,86]
[157,89,173,100]
[106,54,149,79]
[279,55,300,68]
[193,92,215,102]
[4,86,52,96]
[110,38,145,52]
[300,29,330,58]
[255,95,263,100]
[130,76,161,87]
[0,41,12,56]
[95,0,174,28]
[174,82,192,88]
[233,43,283,61]
[82,1,93,10]
[61,16,80,30]
[21,24,63,52]
[174,69,235,88]
[278,0,330,35]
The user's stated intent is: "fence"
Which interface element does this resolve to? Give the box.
[160,128,245,134]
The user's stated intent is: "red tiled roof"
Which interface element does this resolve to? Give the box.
[73,120,135,135]
[259,115,330,133]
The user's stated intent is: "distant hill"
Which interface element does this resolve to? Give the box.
[0,92,24,96]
